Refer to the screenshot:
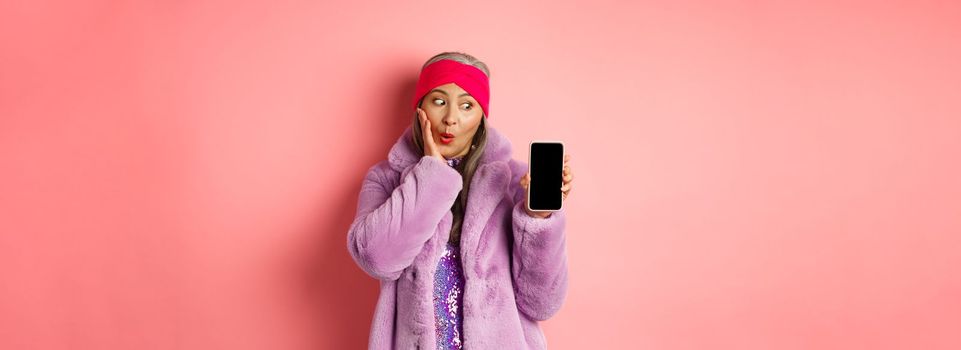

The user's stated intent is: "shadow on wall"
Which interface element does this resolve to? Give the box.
[292,71,419,348]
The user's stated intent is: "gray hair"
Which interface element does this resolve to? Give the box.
[411,51,491,245]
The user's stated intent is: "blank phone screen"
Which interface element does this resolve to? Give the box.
[529,142,564,211]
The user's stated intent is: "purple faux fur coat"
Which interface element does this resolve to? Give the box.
[347,125,569,349]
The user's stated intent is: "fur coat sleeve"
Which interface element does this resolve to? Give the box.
[508,158,570,322]
[347,155,463,281]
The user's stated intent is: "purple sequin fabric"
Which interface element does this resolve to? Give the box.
[444,156,463,168]
[434,156,465,349]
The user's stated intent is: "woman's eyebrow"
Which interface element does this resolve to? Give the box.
[429,89,472,98]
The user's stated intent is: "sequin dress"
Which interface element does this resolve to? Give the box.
[434,155,466,349]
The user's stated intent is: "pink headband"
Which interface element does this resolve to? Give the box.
[411,59,490,118]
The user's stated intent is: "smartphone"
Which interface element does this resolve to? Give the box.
[527,141,565,212]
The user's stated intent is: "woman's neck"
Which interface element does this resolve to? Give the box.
[447,145,471,160]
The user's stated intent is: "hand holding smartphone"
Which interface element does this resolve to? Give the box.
[526,141,565,212]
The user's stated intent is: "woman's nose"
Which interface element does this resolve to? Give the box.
[442,110,458,125]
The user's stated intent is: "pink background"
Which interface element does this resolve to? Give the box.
[2,0,960,349]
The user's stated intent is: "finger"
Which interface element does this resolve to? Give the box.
[561,183,572,192]
[423,124,432,148]
[421,119,428,141]
[419,110,429,135]
[563,172,572,182]
[421,116,441,157]
[565,154,571,163]
[418,109,430,133]
[424,120,435,145]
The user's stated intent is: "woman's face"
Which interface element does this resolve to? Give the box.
[419,83,484,159]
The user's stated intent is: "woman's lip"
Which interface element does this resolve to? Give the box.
[439,132,455,144]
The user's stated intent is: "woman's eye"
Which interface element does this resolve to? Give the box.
[461,103,472,110]
[433,98,445,106]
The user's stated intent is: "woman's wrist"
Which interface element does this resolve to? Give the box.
[524,206,552,219]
